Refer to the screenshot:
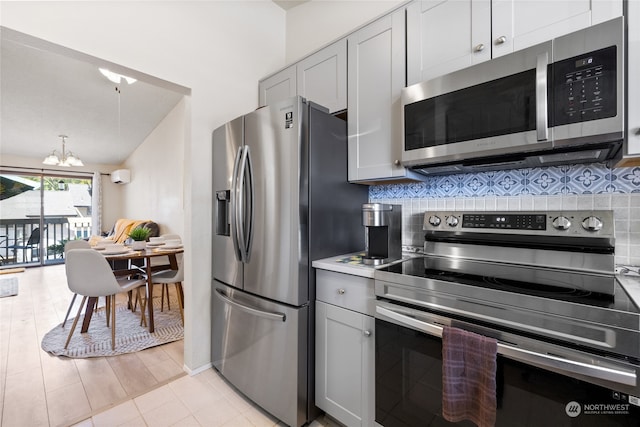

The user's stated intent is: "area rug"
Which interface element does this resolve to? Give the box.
[41,296,183,358]
[0,276,19,298]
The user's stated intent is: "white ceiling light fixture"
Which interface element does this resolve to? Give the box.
[99,67,137,85]
[42,134,84,167]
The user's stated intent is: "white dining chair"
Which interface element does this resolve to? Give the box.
[151,258,184,324]
[154,234,182,313]
[61,240,91,327]
[64,249,147,350]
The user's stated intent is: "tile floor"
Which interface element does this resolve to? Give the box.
[1,264,342,427]
[73,368,341,427]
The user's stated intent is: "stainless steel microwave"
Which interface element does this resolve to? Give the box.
[401,17,624,175]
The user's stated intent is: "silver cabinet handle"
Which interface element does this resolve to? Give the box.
[216,288,286,322]
[393,159,401,166]
[473,43,485,52]
[337,288,346,295]
[363,330,372,337]
[495,35,507,44]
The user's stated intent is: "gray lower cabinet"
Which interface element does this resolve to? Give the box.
[315,269,375,427]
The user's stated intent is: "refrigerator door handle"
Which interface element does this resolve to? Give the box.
[237,146,250,262]
[230,147,243,261]
[215,288,286,322]
[244,147,255,261]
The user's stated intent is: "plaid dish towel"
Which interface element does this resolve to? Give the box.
[442,326,497,427]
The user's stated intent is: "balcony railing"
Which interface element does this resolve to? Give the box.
[0,217,92,267]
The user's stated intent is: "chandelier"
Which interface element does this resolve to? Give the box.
[42,135,84,167]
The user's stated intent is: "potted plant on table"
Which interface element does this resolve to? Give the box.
[128,227,152,250]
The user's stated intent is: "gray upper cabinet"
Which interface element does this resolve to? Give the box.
[258,65,296,108]
[622,0,640,161]
[258,39,346,114]
[348,9,419,183]
[492,0,622,58]
[407,0,491,86]
[297,39,347,113]
[407,0,623,85]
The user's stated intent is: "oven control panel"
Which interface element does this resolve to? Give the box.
[461,213,546,230]
[423,210,614,237]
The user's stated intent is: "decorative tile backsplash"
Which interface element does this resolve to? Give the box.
[370,163,640,199]
[369,163,640,266]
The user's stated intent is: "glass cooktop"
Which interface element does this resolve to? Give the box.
[378,256,639,313]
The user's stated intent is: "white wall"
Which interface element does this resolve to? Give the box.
[1,0,409,373]
[1,1,286,372]
[121,98,186,238]
[285,0,405,63]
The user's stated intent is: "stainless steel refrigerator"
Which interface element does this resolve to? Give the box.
[211,96,367,427]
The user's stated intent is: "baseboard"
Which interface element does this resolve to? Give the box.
[184,362,212,376]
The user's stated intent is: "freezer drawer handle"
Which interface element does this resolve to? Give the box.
[215,288,286,322]
[376,305,637,387]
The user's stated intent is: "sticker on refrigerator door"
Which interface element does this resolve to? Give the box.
[285,112,293,129]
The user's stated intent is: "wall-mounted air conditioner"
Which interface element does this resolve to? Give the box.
[110,169,131,184]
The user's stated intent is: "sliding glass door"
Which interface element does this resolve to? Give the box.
[0,170,93,267]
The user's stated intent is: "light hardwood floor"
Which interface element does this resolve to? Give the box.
[0,264,186,426]
[1,265,341,427]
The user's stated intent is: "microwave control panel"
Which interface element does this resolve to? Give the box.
[552,46,617,126]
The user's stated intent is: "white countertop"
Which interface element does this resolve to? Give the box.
[617,271,640,308]
[312,251,416,278]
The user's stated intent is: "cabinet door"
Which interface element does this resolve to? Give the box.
[626,0,640,158]
[258,65,296,107]
[297,39,347,113]
[316,301,374,427]
[492,0,622,58]
[347,10,408,182]
[407,0,490,85]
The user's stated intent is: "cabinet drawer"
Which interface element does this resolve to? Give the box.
[316,269,375,316]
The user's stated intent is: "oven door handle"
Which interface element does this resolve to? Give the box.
[376,305,637,387]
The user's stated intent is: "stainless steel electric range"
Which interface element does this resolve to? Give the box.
[374,210,640,427]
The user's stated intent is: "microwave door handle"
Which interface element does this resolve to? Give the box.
[536,52,549,141]
[376,305,637,387]
[230,147,243,261]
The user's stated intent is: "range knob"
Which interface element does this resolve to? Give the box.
[582,216,603,232]
[445,215,459,227]
[552,216,571,230]
[428,215,441,227]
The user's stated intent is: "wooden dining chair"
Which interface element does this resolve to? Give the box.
[64,249,147,350]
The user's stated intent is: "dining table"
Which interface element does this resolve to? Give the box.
[81,245,184,333]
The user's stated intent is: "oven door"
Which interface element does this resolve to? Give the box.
[375,301,639,427]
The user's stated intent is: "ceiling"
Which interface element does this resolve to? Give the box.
[273,1,310,10]
[0,1,306,168]
[0,30,186,167]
